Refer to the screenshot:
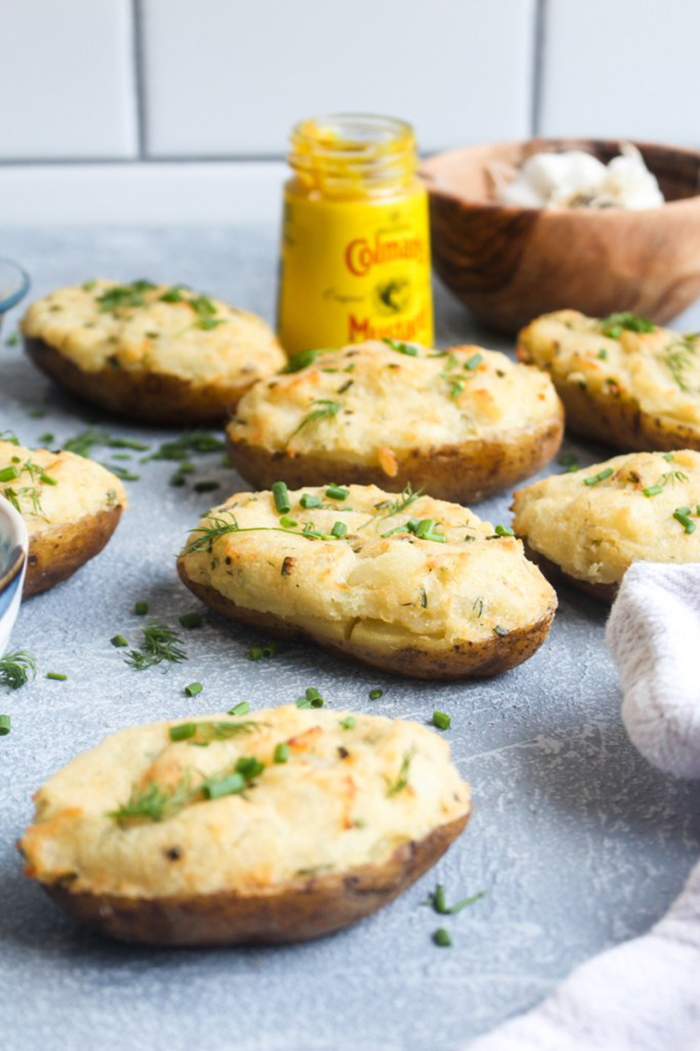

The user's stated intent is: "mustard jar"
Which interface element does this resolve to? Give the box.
[277,113,434,355]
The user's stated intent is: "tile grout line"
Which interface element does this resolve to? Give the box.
[530,0,548,137]
[132,0,148,159]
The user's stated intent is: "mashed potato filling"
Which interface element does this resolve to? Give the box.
[21,706,471,898]
[0,439,127,535]
[228,340,560,458]
[518,310,700,431]
[179,485,555,647]
[512,450,700,585]
[21,280,285,386]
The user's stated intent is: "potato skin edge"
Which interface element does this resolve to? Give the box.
[517,537,618,604]
[24,505,124,598]
[24,336,253,426]
[177,559,556,679]
[225,408,564,504]
[516,342,700,452]
[37,813,470,946]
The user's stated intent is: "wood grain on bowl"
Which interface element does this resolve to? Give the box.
[422,139,700,334]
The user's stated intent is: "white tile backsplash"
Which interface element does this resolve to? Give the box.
[140,0,536,157]
[0,0,137,160]
[540,0,700,146]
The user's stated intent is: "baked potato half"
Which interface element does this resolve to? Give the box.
[517,309,700,452]
[177,483,557,679]
[21,279,285,425]
[511,449,700,601]
[226,340,564,503]
[0,439,127,596]
[20,705,472,945]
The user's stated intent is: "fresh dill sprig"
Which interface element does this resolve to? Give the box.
[96,279,156,313]
[124,620,188,672]
[108,771,193,823]
[0,650,37,690]
[169,720,264,744]
[642,470,690,497]
[599,312,655,338]
[664,339,697,393]
[146,431,225,462]
[359,482,423,531]
[423,884,487,915]
[289,399,341,438]
[386,746,416,797]
[1,485,47,519]
[183,509,334,555]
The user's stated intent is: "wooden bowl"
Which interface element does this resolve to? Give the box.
[422,138,700,334]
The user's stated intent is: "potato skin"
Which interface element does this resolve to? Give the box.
[517,341,700,453]
[39,814,468,946]
[178,560,556,679]
[226,408,564,504]
[519,538,618,604]
[24,505,123,597]
[24,336,255,426]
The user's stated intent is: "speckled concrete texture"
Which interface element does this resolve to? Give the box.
[0,228,699,1051]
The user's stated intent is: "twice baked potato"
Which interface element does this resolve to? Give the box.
[21,279,285,425]
[226,339,564,503]
[177,483,557,679]
[20,705,472,945]
[0,439,127,596]
[512,449,700,601]
[517,309,700,452]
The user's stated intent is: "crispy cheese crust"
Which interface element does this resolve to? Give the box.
[0,440,127,596]
[20,706,471,944]
[226,340,563,502]
[517,310,700,451]
[21,280,285,424]
[177,484,557,678]
[512,450,700,599]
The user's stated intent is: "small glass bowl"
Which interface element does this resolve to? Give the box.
[0,258,30,323]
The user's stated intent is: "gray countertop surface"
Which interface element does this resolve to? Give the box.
[0,227,699,1051]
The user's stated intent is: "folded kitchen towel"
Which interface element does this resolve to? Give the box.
[467,563,700,1051]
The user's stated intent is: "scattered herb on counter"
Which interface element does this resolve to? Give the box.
[296,686,324,709]
[0,431,19,445]
[247,641,278,662]
[432,927,452,948]
[134,600,149,615]
[386,747,415,797]
[102,463,140,482]
[424,884,486,915]
[46,672,67,681]
[369,688,383,700]
[179,611,203,629]
[583,468,614,486]
[193,480,219,493]
[558,452,580,473]
[185,681,203,698]
[147,431,225,462]
[38,432,55,445]
[124,620,187,671]
[383,337,418,356]
[0,713,10,735]
[431,711,451,731]
[0,650,36,690]
[110,634,129,648]
[5,332,19,346]
[599,312,654,338]
[228,701,251,716]
[290,399,342,438]
[62,427,150,460]
[28,408,45,419]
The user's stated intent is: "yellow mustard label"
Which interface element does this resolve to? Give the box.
[277,186,434,355]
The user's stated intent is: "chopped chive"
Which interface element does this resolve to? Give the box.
[673,508,696,534]
[643,484,664,497]
[296,686,324,708]
[369,688,383,700]
[383,337,418,356]
[300,493,322,509]
[465,352,483,371]
[228,701,250,715]
[584,468,614,486]
[5,332,19,346]
[193,480,220,493]
[247,641,277,661]
[493,625,509,637]
[134,600,149,615]
[326,485,349,501]
[272,481,291,514]
[110,634,129,648]
[431,711,451,731]
[169,722,197,741]
[558,453,580,472]
[597,348,608,360]
[0,466,19,483]
[433,928,452,948]
[340,716,356,729]
[283,348,322,372]
[279,516,298,528]
[203,771,246,799]
[38,432,55,445]
[184,681,203,697]
[331,521,348,538]
[179,611,203,629]
[274,742,290,763]
[494,524,514,537]
[0,714,10,735]
[46,672,66,681]
[663,453,675,462]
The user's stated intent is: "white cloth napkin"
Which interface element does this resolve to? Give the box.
[467,563,700,1051]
